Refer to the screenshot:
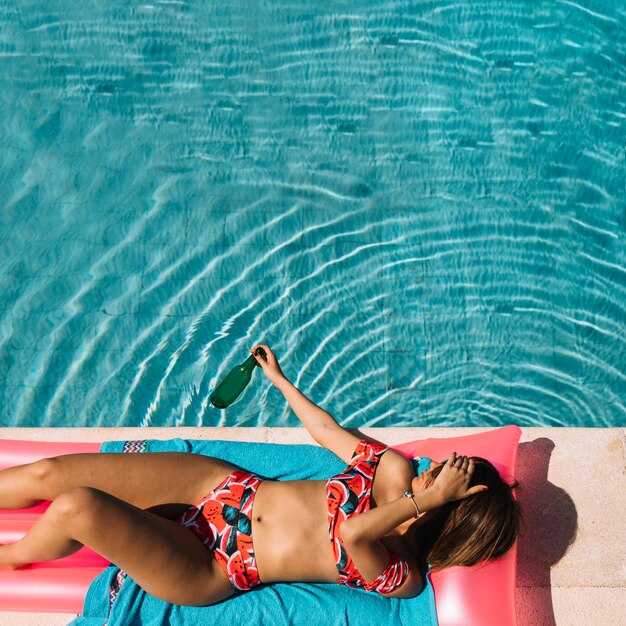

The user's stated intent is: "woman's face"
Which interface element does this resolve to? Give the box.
[413,461,444,490]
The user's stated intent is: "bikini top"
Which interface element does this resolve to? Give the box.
[326,440,411,594]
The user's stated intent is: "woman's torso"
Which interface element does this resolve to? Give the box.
[251,451,415,584]
[252,479,337,583]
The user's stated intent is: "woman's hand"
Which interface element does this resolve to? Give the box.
[250,344,286,385]
[428,453,488,506]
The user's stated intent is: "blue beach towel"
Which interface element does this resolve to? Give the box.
[73,439,437,626]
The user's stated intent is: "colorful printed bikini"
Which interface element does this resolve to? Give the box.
[178,469,263,592]
[326,440,410,594]
[179,440,409,595]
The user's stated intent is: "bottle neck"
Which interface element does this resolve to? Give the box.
[242,354,259,370]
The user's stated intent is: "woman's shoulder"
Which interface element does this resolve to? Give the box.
[377,448,416,486]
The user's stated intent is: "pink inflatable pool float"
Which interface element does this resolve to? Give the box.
[0,426,520,624]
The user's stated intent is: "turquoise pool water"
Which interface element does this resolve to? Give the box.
[1,1,624,428]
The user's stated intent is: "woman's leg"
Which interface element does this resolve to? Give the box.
[0,452,237,513]
[0,486,234,606]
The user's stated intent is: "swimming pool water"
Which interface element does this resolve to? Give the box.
[1,1,624,428]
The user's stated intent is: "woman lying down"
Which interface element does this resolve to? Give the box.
[0,345,520,604]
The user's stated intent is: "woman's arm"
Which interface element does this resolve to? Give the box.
[339,484,444,585]
[341,485,444,547]
[341,454,488,586]
[251,345,360,463]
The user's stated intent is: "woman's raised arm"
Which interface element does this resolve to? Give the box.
[250,345,360,463]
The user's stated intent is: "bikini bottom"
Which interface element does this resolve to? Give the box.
[179,469,263,592]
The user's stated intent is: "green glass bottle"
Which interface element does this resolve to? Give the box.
[210,348,265,408]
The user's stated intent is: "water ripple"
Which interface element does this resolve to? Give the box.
[1,0,624,427]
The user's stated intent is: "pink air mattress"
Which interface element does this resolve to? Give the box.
[0,426,520,624]
[0,440,108,613]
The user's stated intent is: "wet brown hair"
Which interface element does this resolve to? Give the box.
[414,457,521,571]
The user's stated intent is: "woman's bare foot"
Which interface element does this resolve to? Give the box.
[0,544,29,570]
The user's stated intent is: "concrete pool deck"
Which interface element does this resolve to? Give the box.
[1,426,624,626]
